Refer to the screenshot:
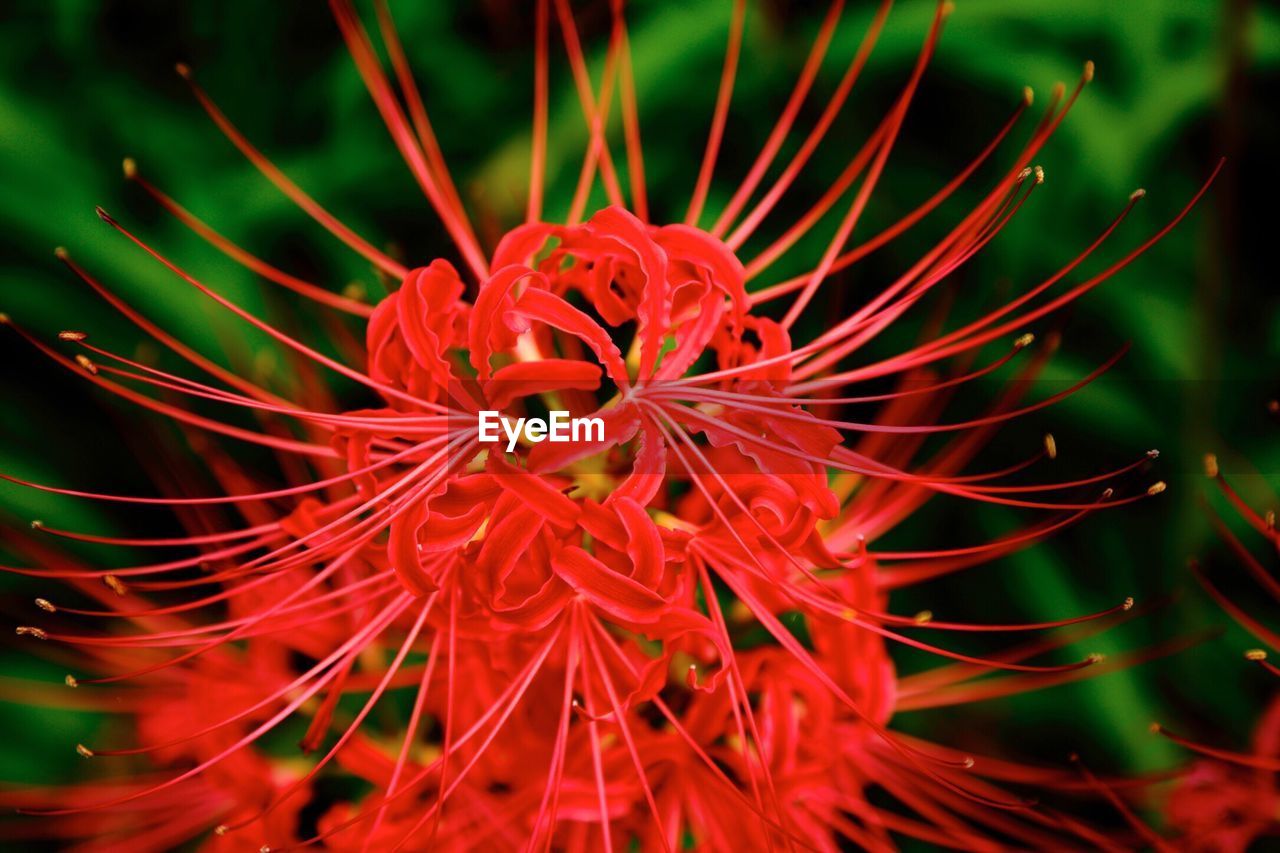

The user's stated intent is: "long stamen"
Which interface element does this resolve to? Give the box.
[727,0,892,250]
[553,0,626,223]
[709,0,845,237]
[22,594,414,815]
[745,86,1030,284]
[95,208,455,414]
[685,0,746,226]
[527,0,550,223]
[2,317,336,458]
[1150,723,1280,772]
[175,63,408,279]
[328,0,489,280]
[783,4,963,329]
[123,162,374,317]
[612,0,648,222]
[372,0,476,242]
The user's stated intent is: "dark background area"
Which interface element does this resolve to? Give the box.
[0,0,1277,827]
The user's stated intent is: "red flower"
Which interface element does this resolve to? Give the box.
[1156,449,1280,850]
[2,0,1218,849]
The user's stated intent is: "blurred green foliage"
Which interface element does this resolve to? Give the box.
[1,0,1278,832]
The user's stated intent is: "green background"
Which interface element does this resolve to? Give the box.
[1,0,1277,840]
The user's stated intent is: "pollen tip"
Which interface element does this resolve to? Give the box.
[75,744,93,758]
[1122,596,1135,611]
[59,330,86,341]
[30,519,43,529]
[961,757,975,769]
[1245,648,1268,661]
[1148,722,1162,734]
[1147,481,1167,496]
[1013,332,1035,349]
[913,610,933,624]
[1086,652,1105,664]
[1033,165,1045,184]
[260,846,271,853]
[1101,487,1114,499]
[1083,60,1095,82]
[94,205,115,225]
[214,825,228,836]
[121,157,137,179]
[64,674,78,688]
[1044,433,1057,459]
[103,574,128,596]
[1016,166,1033,183]
[1203,453,1219,478]
[15,626,47,640]
[1022,85,1034,106]
[74,354,98,375]
[175,62,192,79]
[35,598,55,613]
[1130,188,1146,200]
[1147,448,1160,459]
[53,246,69,260]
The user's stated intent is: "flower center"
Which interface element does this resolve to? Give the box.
[349,206,841,610]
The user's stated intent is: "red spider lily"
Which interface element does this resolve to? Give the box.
[1153,447,1280,850]
[1,0,1219,849]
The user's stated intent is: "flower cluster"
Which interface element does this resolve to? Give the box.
[2,0,1220,849]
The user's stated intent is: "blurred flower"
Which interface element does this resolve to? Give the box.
[1,0,1216,849]
[1157,448,1280,851]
